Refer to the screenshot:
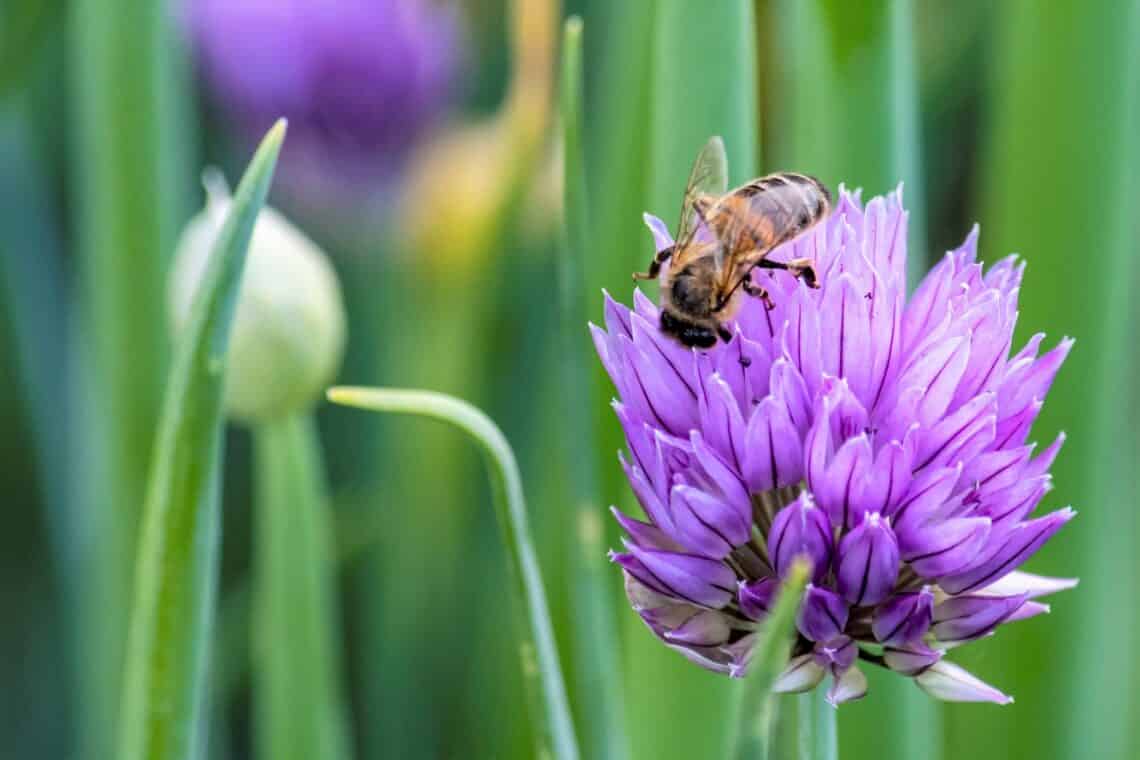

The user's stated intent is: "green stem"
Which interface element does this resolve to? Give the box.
[558,17,630,760]
[252,414,353,760]
[327,387,580,760]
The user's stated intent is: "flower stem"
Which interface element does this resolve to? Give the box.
[252,413,353,760]
[731,560,810,760]
[326,386,580,760]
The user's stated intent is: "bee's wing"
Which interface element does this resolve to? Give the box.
[712,178,824,296]
[674,136,728,255]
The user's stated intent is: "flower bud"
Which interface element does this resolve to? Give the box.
[836,512,900,606]
[169,171,346,422]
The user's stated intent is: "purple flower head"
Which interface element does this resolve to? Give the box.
[597,183,1077,705]
[185,0,460,212]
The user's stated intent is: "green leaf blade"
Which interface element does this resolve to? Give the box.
[117,120,286,760]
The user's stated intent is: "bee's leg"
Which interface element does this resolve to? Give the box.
[633,245,674,280]
[717,325,733,343]
[754,257,819,288]
[741,272,776,310]
[786,257,819,288]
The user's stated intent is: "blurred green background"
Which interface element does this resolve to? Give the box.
[1,0,1137,758]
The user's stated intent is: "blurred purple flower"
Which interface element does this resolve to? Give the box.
[596,187,1078,706]
[186,0,459,209]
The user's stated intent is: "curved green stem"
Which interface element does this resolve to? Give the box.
[326,386,580,760]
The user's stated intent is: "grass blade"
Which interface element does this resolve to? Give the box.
[117,121,285,760]
[253,414,353,760]
[558,16,630,760]
[327,386,580,760]
[769,0,927,276]
[69,0,195,753]
[730,561,810,760]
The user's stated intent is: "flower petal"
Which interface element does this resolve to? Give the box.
[973,570,1079,599]
[768,493,834,583]
[872,587,935,646]
[835,513,900,606]
[883,641,943,676]
[939,508,1076,595]
[665,610,734,646]
[738,577,778,621]
[826,664,868,706]
[622,543,736,608]
[771,654,826,694]
[743,395,804,493]
[899,517,991,578]
[915,661,1013,704]
[797,585,850,642]
[931,593,1028,645]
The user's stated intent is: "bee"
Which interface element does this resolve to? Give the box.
[634,136,831,348]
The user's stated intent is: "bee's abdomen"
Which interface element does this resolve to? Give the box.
[730,172,831,246]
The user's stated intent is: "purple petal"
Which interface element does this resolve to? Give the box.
[915,661,1013,704]
[883,641,943,676]
[738,577,778,621]
[872,587,935,646]
[820,273,874,403]
[603,291,633,339]
[997,337,1073,420]
[618,334,698,435]
[914,392,996,472]
[860,436,915,516]
[768,493,834,583]
[889,464,961,535]
[619,454,674,535]
[610,506,682,552]
[1005,600,1050,623]
[769,358,812,435]
[939,508,1076,595]
[899,517,991,578]
[665,610,734,646]
[670,484,749,558]
[693,369,747,467]
[815,433,873,530]
[797,585,850,642]
[622,543,736,608]
[743,395,803,493]
[643,212,674,253]
[716,333,773,408]
[931,593,1028,645]
[896,334,971,428]
[836,513,900,606]
[689,432,752,518]
[813,635,858,672]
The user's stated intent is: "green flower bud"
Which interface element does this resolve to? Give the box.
[170,170,346,422]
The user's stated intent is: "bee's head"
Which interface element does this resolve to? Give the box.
[659,308,718,348]
[667,261,719,318]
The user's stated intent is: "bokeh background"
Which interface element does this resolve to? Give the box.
[2,0,1137,759]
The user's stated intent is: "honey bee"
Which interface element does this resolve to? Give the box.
[634,136,831,348]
